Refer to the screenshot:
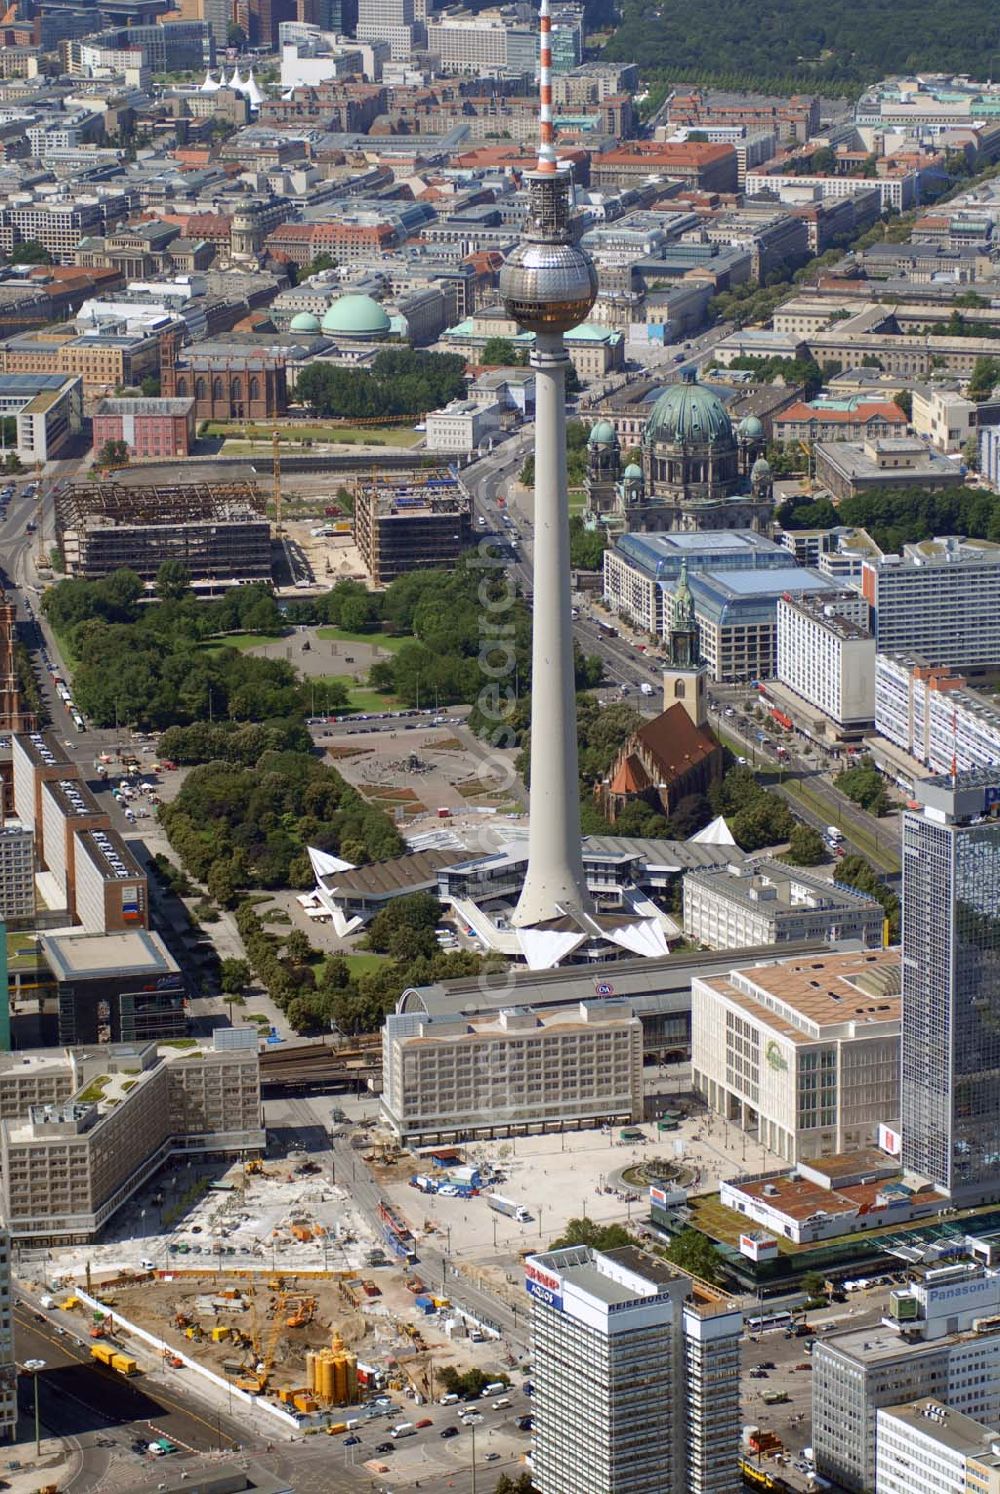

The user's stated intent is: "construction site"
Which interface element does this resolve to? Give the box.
[54,479,273,585]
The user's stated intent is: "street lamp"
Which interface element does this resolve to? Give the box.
[24,1359,44,1458]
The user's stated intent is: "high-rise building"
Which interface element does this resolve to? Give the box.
[901,770,1000,1199]
[525,1244,742,1494]
[356,0,415,58]
[0,1228,12,1439]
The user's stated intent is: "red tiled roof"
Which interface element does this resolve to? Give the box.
[776,400,906,424]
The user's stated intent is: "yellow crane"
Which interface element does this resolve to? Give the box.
[235,1290,289,1395]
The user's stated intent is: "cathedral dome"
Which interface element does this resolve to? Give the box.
[737,414,765,441]
[587,419,616,446]
[644,370,734,449]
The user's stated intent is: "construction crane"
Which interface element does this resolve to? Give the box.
[235,1290,290,1395]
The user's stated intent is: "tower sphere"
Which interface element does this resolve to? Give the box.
[500,236,597,335]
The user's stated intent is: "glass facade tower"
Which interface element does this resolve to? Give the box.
[902,770,1000,1196]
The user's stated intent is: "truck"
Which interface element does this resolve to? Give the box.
[112,1353,139,1376]
[639,682,655,697]
[390,1422,416,1439]
[487,1194,530,1223]
[91,1343,116,1366]
[826,826,844,844]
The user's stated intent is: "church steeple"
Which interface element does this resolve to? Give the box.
[662,561,708,727]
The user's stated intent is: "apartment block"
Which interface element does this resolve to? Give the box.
[74,828,147,933]
[813,1322,1000,1492]
[382,999,644,1145]
[41,776,107,915]
[691,948,900,1165]
[861,538,1000,670]
[0,1036,263,1244]
[875,653,1000,775]
[683,860,884,952]
[527,1244,741,1494]
[877,1400,1000,1494]
[0,1230,12,1439]
[12,732,75,868]
[776,591,876,730]
[0,821,34,920]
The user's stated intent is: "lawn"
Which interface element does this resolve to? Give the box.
[568,489,587,515]
[343,953,387,976]
[316,675,402,713]
[7,933,45,973]
[209,422,421,449]
[317,628,413,653]
[204,631,290,652]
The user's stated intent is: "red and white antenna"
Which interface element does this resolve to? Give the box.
[537,0,557,174]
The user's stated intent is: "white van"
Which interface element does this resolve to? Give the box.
[482,1382,507,1397]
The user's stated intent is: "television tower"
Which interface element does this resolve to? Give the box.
[500,0,598,929]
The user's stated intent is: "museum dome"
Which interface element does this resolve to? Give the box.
[320,293,391,338]
[643,370,734,448]
[289,311,321,333]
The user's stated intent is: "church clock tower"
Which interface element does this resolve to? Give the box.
[662,561,708,728]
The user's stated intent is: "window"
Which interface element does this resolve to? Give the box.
[213,377,224,400]
[675,680,685,698]
[196,377,206,400]
[249,376,260,400]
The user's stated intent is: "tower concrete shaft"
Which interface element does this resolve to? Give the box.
[512,330,592,927]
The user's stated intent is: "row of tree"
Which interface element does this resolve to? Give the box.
[777,483,1000,552]
[295,348,466,420]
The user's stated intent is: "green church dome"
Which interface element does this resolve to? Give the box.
[644,370,734,448]
[737,414,765,441]
[289,311,321,333]
[587,418,616,446]
[320,293,391,339]
[623,462,642,479]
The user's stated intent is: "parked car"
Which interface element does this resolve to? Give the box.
[440,1426,460,1439]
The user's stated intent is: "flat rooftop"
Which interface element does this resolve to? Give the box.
[39,928,178,981]
[42,776,103,819]
[74,826,144,883]
[880,1400,996,1456]
[14,732,71,770]
[687,859,880,916]
[700,947,901,1042]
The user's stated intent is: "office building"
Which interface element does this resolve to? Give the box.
[875,654,1000,776]
[382,999,643,1145]
[526,1243,741,1494]
[603,529,795,638]
[40,929,186,1046]
[0,373,83,463]
[12,733,75,870]
[425,398,501,454]
[692,947,900,1164]
[685,565,833,683]
[862,539,1000,670]
[813,1321,1000,1492]
[877,1400,1000,1494]
[901,771,1000,1198]
[815,437,965,502]
[0,1036,263,1244]
[74,829,147,934]
[684,861,884,953]
[91,397,195,462]
[776,591,876,732]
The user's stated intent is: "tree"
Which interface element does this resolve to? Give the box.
[550,1218,632,1250]
[481,337,521,367]
[9,240,51,266]
[494,1476,537,1494]
[155,558,191,602]
[284,928,313,965]
[98,438,130,469]
[220,957,252,994]
[837,853,899,940]
[140,374,160,399]
[785,823,827,865]
[835,758,889,815]
[303,252,335,278]
[802,1270,827,1299]
[226,20,246,44]
[663,1227,722,1285]
[893,388,912,421]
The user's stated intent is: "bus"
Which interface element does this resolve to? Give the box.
[597,620,617,638]
[746,1310,793,1334]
